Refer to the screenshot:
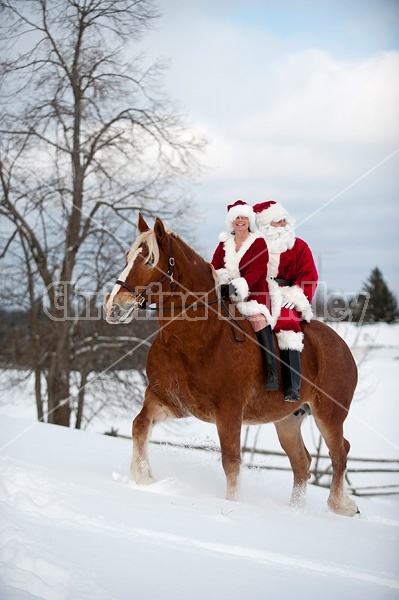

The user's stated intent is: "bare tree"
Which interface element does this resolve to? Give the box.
[0,0,205,426]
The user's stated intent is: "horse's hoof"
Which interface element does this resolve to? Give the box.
[137,476,156,485]
[328,502,359,517]
[289,487,307,509]
[226,487,239,502]
[130,465,156,485]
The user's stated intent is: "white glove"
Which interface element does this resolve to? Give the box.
[218,271,231,284]
[281,297,295,310]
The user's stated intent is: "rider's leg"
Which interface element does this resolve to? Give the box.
[249,314,279,391]
[274,310,303,402]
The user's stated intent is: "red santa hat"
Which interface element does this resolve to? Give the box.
[225,200,256,233]
[253,200,288,229]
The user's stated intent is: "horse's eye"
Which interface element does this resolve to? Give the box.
[146,258,154,267]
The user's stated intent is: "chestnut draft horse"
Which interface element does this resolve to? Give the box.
[105,214,359,516]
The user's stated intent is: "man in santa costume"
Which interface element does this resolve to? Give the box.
[211,200,279,392]
[253,200,318,401]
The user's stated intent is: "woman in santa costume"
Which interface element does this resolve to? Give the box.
[253,200,318,401]
[211,200,279,392]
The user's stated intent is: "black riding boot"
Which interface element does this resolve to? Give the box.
[255,326,279,391]
[280,349,301,402]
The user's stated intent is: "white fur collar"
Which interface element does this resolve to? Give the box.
[222,232,262,278]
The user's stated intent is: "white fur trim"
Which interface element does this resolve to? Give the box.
[256,202,288,229]
[226,204,256,232]
[267,253,280,279]
[266,249,313,322]
[276,330,304,352]
[231,277,249,301]
[218,232,229,242]
[236,300,275,327]
[279,285,313,322]
[222,232,262,281]
[266,254,283,322]
[267,279,284,323]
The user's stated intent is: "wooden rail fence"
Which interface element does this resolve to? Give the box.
[240,445,399,497]
[110,433,399,498]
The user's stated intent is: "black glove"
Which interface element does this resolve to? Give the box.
[219,283,236,299]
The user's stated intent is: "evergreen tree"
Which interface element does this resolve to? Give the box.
[350,267,399,323]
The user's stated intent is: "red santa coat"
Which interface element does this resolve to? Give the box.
[267,237,318,331]
[211,232,272,322]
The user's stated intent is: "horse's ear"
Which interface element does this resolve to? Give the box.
[138,213,150,233]
[154,217,168,248]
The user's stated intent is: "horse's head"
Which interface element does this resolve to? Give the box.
[104,213,173,324]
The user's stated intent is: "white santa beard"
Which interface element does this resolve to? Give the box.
[262,222,295,253]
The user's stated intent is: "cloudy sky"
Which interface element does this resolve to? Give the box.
[139,0,399,297]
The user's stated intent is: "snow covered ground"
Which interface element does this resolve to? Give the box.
[0,323,398,599]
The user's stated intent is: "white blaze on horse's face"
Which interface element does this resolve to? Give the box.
[105,229,161,324]
[104,246,144,324]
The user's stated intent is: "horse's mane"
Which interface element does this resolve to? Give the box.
[169,231,207,265]
[169,230,217,283]
[127,225,215,284]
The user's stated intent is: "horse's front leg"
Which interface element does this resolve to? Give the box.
[130,389,169,485]
[216,411,242,501]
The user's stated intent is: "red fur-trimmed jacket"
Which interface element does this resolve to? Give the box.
[211,232,272,322]
[267,237,318,323]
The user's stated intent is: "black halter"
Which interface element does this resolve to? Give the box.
[115,237,175,308]
[114,235,246,342]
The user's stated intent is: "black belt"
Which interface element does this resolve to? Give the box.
[272,278,293,286]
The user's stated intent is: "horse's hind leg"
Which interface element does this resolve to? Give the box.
[274,411,312,508]
[313,416,359,516]
[130,388,170,485]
